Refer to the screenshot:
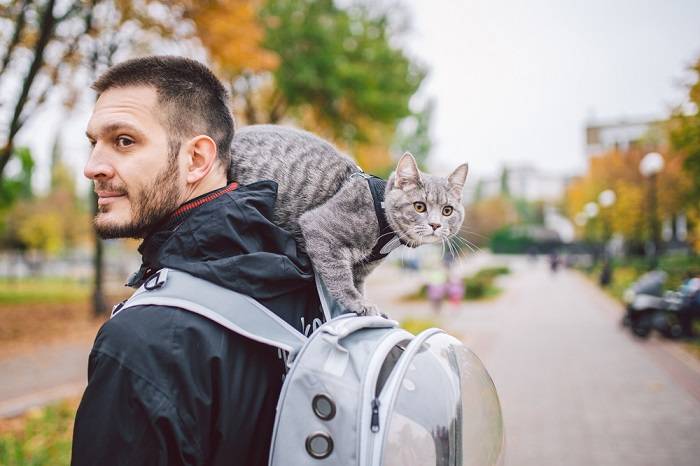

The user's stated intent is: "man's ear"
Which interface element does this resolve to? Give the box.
[184,135,218,184]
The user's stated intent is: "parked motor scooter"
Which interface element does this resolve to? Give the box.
[654,277,700,339]
[622,270,667,338]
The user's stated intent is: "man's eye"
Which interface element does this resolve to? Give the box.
[116,136,134,147]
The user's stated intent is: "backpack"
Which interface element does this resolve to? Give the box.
[113,268,504,466]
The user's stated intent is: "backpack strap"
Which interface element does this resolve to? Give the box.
[112,268,307,357]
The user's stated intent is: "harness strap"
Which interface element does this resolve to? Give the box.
[351,173,405,263]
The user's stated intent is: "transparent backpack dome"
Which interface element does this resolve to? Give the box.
[381,332,504,466]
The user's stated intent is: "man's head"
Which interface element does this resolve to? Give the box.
[84,56,234,239]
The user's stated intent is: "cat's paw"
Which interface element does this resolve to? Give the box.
[351,302,382,317]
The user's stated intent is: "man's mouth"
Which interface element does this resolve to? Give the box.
[96,191,127,206]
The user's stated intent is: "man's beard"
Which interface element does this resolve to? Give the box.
[94,155,183,239]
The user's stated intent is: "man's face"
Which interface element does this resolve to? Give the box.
[85,86,185,239]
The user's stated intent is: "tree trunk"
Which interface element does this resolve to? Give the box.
[0,0,58,179]
[0,0,32,77]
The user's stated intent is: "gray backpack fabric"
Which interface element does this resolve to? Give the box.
[115,268,504,466]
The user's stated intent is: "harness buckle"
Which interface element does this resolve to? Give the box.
[144,269,169,291]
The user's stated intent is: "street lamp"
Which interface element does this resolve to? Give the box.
[639,152,664,267]
[597,190,616,286]
[584,202,599,219]
[598,189,616,243]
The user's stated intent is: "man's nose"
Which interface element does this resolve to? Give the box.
[83,146,114,180]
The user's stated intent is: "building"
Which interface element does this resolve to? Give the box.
[585,118,664,156]
[471,164,569,203]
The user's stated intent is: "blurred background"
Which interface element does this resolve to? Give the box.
[1,0,700,464]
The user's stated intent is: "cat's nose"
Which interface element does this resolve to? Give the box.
[429,223,441,231]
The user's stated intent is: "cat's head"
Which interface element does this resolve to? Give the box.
[385,153,468,246]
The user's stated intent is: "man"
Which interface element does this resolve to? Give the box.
[72,56,322,466]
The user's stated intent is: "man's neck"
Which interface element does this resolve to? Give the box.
[184,172,228,202]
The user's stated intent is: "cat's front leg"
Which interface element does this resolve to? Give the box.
[300,208,380,317]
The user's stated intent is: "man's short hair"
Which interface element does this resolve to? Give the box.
[92,56,234,167]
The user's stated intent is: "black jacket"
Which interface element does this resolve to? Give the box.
[72,181,323,466]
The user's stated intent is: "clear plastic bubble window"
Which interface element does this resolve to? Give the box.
[381,333,504,466]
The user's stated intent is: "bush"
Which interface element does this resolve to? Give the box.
[0,399,77,466]
[401,317,439,335]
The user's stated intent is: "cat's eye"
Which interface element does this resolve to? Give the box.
[413,202,426,213]
[442,206,454,216]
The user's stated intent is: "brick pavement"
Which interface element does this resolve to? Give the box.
[366,255,700,466]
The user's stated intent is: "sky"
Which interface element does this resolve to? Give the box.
[403,0,700,180]
[7,0,700,191]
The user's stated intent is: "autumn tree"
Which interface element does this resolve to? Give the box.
[565,146,693,252]
[203,0,426,174]
[668,56,700,251]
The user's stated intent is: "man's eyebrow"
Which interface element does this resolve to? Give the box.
[85,122,146,140]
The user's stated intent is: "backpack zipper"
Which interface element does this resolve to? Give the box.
[370,398,381,433]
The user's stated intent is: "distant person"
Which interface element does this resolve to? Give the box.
[446,273,465,306]
[599,255,613,287]
[549,251,560,273]
[71,56,322,466]
[426,267,447,312]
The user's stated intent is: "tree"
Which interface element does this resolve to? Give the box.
[669,57,700,201]
[465,196,519,248]
[393,98,434,170]
[565,146,693,251]
[0,0,94,179]
[216,0,426,173]
[668,56,700,251]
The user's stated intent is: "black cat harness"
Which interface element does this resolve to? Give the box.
[350,172,408,263]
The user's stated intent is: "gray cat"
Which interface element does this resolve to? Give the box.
[229,125,468,316]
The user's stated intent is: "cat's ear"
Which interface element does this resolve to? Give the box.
[395,152,422,190]
[447,163,469,197]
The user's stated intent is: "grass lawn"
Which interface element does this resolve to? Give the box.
[402,266,510,302]
[0,278,90,305]
[0,399,78,466]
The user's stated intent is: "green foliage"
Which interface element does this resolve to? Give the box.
[0,149,89,255]
[669,58,700,201]
[490,226,536,253]
[463,267,508,300]
[0,277,89,305]
[473,266,511,279]
[400,317,439,335]
[402,267,509,302]
[0,400,76,466]
[393,99,434,170]
[0,147,34,207]
[585,255,700,301]
[261,0,424,144]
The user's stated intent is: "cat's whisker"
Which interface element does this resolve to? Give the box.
[461,236,482,251]
[376,230,399,242]
[454,236,479,253]
[446,237,458,258]
[459,230,489,240]
[450,236,464,257]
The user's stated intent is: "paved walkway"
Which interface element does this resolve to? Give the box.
[367,255,700,466]
[0,338,92,418]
